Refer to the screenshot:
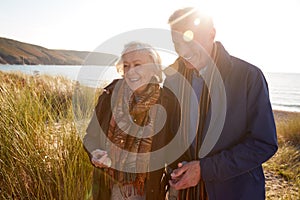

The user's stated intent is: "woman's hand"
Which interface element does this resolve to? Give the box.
[91,149,112,168]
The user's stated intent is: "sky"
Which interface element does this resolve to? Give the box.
[1,0,300,73]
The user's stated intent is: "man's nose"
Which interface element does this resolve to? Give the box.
[175,45,188,57]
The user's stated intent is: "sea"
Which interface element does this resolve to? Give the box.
[1,65,300,112]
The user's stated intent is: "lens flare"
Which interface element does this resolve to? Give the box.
[183,30,194,42]
[194,18,201,26]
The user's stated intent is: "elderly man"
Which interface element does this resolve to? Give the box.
[164,7,278,200]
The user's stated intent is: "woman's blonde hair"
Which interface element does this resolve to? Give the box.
[116,41,163,82]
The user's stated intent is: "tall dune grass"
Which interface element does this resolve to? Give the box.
[263,110,300,199]
[0,71,94,199]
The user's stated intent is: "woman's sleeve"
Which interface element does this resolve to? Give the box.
[83,96,108,159]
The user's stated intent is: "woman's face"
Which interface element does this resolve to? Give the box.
[122,50,156,94]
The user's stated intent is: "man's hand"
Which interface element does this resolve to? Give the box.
[169,160,201,190]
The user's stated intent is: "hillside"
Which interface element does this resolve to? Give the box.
[0,37,118,65]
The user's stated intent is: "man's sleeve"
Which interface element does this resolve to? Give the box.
[200,69,278,182]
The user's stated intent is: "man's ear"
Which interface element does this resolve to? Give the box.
[210,27,216,41]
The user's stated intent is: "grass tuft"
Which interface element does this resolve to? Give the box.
[0,71,94,199]
[263,110,300,199]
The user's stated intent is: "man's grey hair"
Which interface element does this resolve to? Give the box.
[168,7,214,29]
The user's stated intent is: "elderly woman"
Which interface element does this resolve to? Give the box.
[83,41,176,200]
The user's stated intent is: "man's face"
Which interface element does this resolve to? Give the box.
[171,21,214,70]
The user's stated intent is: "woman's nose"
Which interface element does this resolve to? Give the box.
[126,66,136,75]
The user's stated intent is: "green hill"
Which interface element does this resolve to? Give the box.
[0,37,118,65]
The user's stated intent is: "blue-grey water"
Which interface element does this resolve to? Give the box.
[1,65,300,112]
[0,65,121,88]
[264,72,300,112]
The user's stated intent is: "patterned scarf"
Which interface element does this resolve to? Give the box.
[106,80,160,197]
[169,43,220,200]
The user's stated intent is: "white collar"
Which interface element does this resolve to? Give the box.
[193,65,208,77]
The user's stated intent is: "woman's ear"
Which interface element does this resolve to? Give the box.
[116,64,124,77]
